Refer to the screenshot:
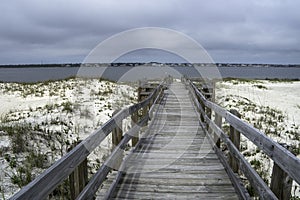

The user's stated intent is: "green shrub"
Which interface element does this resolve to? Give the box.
[62,101,73,113]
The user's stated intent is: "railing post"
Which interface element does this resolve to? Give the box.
[198,96,205,123]
[270,143,293,200]
[214,113,222,148]
[111,110,123,170]
[206,107,212,133]
[229,109,241,173]
[68,141,88,200]
[131,111,139,146]
[203,82,212,123]
[212,80,216,103]
[131,83,142,146]
[148,87,158,113]
[112,109,123,148]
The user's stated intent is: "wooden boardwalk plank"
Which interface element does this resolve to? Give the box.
[97,82,239,199]
[105,191,238,200]
[104,184,237,193]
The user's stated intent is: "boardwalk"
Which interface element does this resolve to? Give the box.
[98,82,239,199]
[12,79,300,200]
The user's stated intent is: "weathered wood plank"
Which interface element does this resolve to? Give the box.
[137,143,212,148]
[140,137,207,141]
[68,142,88,200]
[118,171,234,179]
[76,115,149,200]
[214,113,222,148]
[11,81,166,200]
[270,156,293,199]
[212,147,251,200]
[207,100,300,185]
[104,184,237,193]
[102,82,167,200]
[112,109,123,148]
[104,176,233,185]
[189,79,300,185]
[108,82,239,199]
[110,191,239,200]
[122,165,226,173]
[145,130,203,135]
[125,160,225,167]
[200,102,277,199]
[127,153,220,160]
[198,118,251,200]
[229,109,241,173]
[125,157,222,163]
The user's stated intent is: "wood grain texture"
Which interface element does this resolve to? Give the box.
[188,79,300,186]
[97,82,239,199]
[11,81,165,200]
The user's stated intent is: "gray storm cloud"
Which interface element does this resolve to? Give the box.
[0,0,299,64]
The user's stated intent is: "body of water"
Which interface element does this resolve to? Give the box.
[0,66,299,82]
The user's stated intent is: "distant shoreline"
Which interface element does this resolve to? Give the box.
[0,63,299,68]
[0,64,299,82]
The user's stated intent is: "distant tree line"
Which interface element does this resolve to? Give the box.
[0,63,299,68]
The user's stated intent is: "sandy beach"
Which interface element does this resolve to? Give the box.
[0,78,137,198]
[216,79,300,197]
[0,78,299,198]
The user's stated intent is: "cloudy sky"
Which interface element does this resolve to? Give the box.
[1,0,300,64]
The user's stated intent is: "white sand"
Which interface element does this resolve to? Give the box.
[216,80,300,197]
[1,79,299,198]
[0,78,137,198]
[218,80,300,126]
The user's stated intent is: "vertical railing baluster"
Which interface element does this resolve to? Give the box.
[112,109,123,148]
[214,113,222,148]
[229,109,241,173]
[270,143,293,200]
[68,141,88,199]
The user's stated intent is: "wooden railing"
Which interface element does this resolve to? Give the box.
[10,80,166,200]
[185,78,300,200]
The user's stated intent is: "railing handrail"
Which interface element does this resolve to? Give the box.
[76,79,167,199]
[184,79,300,199]
[186,79,275,199]
[76,114,150,200]
[10,80,166,200]
[186,79,300,185]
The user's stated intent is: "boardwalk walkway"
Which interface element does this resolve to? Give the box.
[99,82,239,199]
[12,79,300,199]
